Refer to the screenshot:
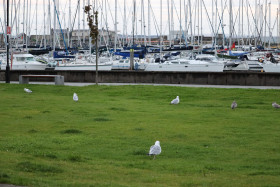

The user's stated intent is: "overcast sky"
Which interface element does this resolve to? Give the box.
[1,0,280,39]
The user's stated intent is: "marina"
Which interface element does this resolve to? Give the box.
[1,0,280,78]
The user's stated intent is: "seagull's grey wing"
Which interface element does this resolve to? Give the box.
[273,103,280,108]
[149,145,161,155]
[171,98,178,104]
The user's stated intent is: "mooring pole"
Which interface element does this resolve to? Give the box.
[6,0,10,83]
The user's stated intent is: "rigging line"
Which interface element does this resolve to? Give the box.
[214,0,228,47]
[98,3,111,50]
[248,2,262,44]
[29,1,37,39]
[269,16,277,44]
[71,0,80,33]
[232,5,241,41]
[149,3,160,38]
[201,0,215,36]
[0,18,7,45]
[171,0,187,45]
[10,0,20,35]
[52,0,69,54]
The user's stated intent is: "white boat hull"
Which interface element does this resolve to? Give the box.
[55,64,112,71]
[145,63,224,72]
[262,63,280,73]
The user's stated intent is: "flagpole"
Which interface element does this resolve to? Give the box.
[6,0,10,83]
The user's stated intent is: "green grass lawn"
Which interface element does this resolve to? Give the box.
[0,83,280,187]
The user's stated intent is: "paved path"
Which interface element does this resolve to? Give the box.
[1,81,280,89]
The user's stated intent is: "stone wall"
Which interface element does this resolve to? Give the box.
[0,70,280,86]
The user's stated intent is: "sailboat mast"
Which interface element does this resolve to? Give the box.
[28,0,31,46]
[148,0,151,45]
[114,0,117,51]
[200,0,202,45]
[189,0,192,44]
[48,0,51,49]
[26,0,28,50]
[160,0,162,54]
[184,0,188,45]
[268,1,271,49]
[36,0,38,45]
[238,0,241,47]
[241,0,244,46]
[171,0,174,45]
[44,0,46,48]
[265,0,267,48]
[68,0,71,48]
[229,0,232,48]
[123,0,126,46]
[78,0,81,47]
[6,0,11,83]
[23,0,25,45]
[255,0,257,47]
[142,0,146,46]
[197,0,200,45]
[53,0,56,50]
[180,0,182,46]
[167,0,171,47]
[83,0,85,44]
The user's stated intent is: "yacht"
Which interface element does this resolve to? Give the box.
[144,58,224,72]
[0,53,47,70]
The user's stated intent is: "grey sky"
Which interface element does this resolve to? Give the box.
[1,0,280,39]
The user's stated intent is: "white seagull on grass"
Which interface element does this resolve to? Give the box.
[272,102,280,108]
[73,93,78,102]
[231,101,237,109]
[24,88,32,93]
[170,96,180,104]
[148,141,161,159]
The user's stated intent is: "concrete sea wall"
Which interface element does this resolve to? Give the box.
[0,70,280,86]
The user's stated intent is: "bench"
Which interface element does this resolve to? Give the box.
[19,75,64,85]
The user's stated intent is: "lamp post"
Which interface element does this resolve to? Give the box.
[6,0,10,83]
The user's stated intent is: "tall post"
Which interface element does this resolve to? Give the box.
[6,0,10,83]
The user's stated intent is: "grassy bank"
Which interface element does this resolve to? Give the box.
[0,83,279,186]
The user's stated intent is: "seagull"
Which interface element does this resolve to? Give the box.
[148,141,161,160]
[170,96,180,104]
[24,88,32,93]
[272,102,280,108]
[231,100,237,109]
[73,93,78,102]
